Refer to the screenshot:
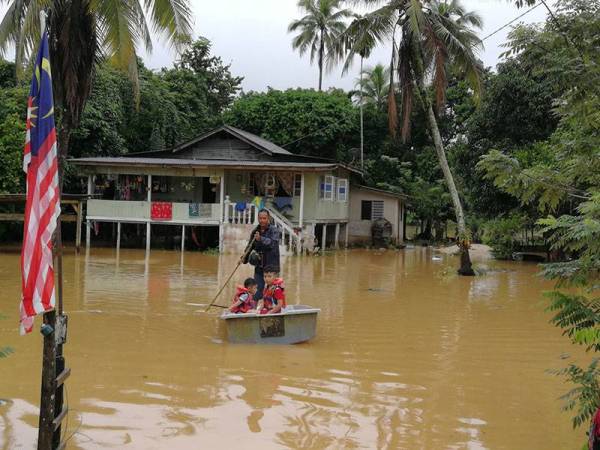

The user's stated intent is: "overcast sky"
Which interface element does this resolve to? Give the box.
[1,0,550,92]
[141,0,549,92]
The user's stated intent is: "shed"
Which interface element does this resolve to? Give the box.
[347,186,406,245]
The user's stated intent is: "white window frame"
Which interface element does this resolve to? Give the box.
[336,178,348,202]
[293,173,302,197]
[320,175,334,201]
[372,200,384,219]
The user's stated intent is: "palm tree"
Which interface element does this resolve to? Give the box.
[354,63,390,110]
[288,0,353,91]
[345,0,483,275]
[0,0,193,167]
[340,12,391,168]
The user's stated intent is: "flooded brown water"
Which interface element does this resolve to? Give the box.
[0,247,584,449]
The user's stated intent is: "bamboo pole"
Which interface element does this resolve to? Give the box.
[204,236,256,311]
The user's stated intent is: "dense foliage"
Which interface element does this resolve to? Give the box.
[224,88,357,160]
[478,0,600,435]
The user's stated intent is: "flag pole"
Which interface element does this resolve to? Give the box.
[36,9,69,450]
[37,10,56,449]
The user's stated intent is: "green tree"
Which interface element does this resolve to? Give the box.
[0,0,192,177]
[354,63,390,111]
[288,0,353,91]
[224,88,357,160]
[0,81,27,194]
[478,0,600,438]
[347,0,484,275]
[70,65,129,159]
[0,58,16,87]
[161,38,243,140]
[0,113,26,193]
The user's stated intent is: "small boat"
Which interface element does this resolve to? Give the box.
[220,305,320,344]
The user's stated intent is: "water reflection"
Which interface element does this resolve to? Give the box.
[0,247,583,449]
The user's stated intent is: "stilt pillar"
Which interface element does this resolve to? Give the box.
[344,222,349,248]
[86,175,92,249]
[146,222,151,253]
[75,201,82,253]
[116,222,121,251]
[181,225,185,252]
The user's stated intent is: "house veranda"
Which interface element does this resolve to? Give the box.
[71,126,363,254]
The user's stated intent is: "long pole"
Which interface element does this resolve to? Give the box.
[204,236,256,311]
[37,10,56,448]
[38,10,68,449]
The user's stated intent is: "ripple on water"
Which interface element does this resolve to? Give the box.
[0,247,582,449]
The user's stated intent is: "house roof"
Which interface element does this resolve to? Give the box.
[168,125,293,156]
[355,185,407,200]
[70,157,342,171]
[69,125,363,174]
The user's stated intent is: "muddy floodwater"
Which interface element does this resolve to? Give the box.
[0,247,584,449]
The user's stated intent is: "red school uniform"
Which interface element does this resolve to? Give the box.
[231,286,256,313]
[260,278,286,314]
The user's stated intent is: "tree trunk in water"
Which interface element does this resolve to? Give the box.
[418,84,474,276]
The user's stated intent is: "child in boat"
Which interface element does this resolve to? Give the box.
[256,267,286,314]
[229,278,258,314]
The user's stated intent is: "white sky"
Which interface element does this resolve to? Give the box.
[1,0,551,92]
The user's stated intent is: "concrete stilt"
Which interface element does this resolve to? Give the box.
[181,225,186,252]
[146,222,151,254]
[344,222,349,248]
[116,222,121,251]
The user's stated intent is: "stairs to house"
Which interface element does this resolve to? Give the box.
[264,207,301,255]
[222,198,301,255]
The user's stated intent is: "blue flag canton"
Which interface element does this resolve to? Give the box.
[29,31,55,157]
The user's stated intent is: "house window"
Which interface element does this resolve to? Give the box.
[361,200,384,220]
[293,173,302,197]
[337,178,348,202]
[319,175,334,200]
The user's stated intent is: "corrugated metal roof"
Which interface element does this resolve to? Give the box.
[356,185,407,199]
[224,125,292,155]
[168,125,292,156]
[69,156,338,170]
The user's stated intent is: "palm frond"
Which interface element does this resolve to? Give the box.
[341,7,398,75]
[143,0,192,51]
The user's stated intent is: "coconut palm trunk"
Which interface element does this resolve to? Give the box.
[359,55,364,168]
[415,76,474,275]
[318,28,324,90]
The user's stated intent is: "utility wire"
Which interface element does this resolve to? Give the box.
[480,2,543,42]
[539,0,585,60]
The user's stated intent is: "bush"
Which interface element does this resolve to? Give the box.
[481,214,527,259]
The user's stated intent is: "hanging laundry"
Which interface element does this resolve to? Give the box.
[251,196,264,210]
[274,196,293,211]
[151,202,173,220]
[235,202,247,212]
[189,203,200,217]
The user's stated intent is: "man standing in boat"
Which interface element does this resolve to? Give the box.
[242,209,280,300]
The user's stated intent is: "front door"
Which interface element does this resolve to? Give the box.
[202,177,217,203]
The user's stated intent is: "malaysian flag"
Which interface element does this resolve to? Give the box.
[19,30,61,335]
